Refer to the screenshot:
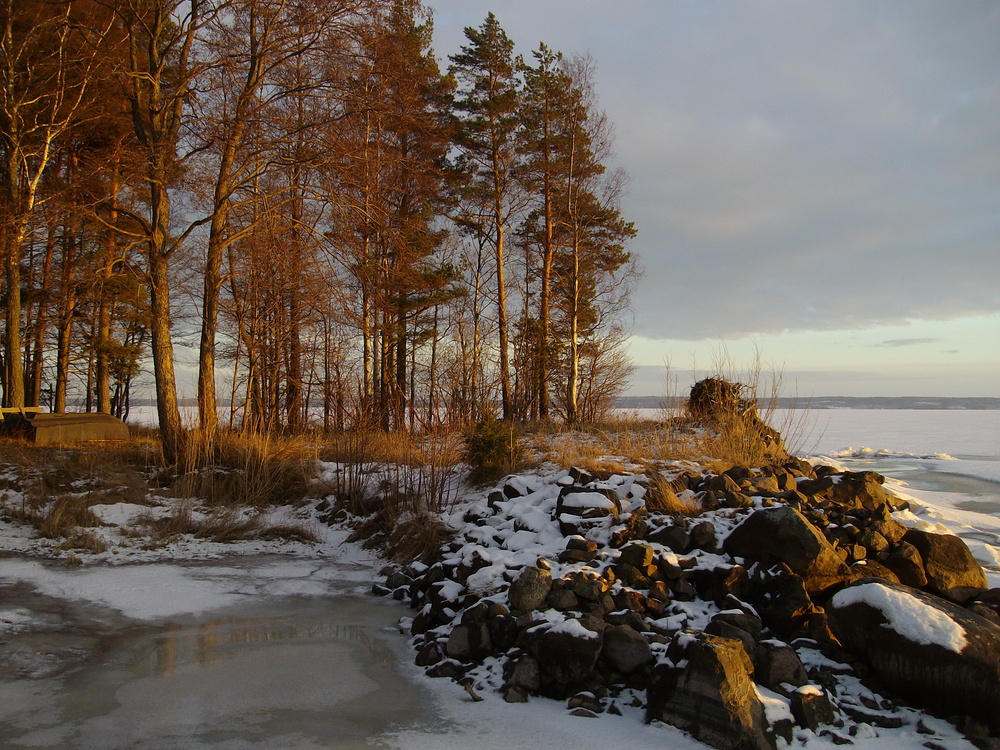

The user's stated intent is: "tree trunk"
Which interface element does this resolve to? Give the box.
[148,180,184,460]
[494,205,512,420]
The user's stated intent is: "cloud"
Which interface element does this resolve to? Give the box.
[871,338,940,348]
[430,2,1000,342]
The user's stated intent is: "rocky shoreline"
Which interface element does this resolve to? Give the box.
[376,457,1000,750]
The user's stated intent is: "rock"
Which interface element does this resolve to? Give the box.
[568,691,603,713]
[506,654,541,692]
[902,528,988,603]
[564,571,607,602]
[487,613,519,652]
[790,687,836,730]
[610,511,649,547]
[751,575,815,635]
[648,580,671,603]
[828,471,893,511]
[605,610,648,631]
[829,578,1000,732]
[531,617,605,686]
[702,473,743,494]
[797,476,834,497]
[509,566,552,613]
[566,535,598,552]
[546,588,579,610]
[705,620,756,657]
[848,560,900,584]
[858,529,889,557]
[446,622,491,661]
[557,487,621,519]
[724,507,850,595]
[691,565,751,605]
[503,685,529,703]
[754,641,808,694]
[601,624,653,674]
[647,523,689,553]
[748,475,781,496]
[613,588,649,613]
[711,610,763,639]
[870,517,907,545]
[619,542,654,568]
[689,520,718,551]
[426,658,466,679]
[415,641,443,667]
[884,541,928,588]
[971,589,1000,620]
[647,631,776,750]
[559,548,597,564]
[613,562,651,588]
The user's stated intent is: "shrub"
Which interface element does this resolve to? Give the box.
[464,419,525,483]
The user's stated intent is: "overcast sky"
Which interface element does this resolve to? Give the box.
[429,1,1000,397]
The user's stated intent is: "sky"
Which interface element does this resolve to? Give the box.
[428,1,1000,398]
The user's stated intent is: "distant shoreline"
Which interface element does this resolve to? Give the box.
[616,395,1000,410]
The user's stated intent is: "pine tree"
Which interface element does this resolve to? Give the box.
[449,12,523,421]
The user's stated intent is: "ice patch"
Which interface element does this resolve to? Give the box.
[827,446,956,460]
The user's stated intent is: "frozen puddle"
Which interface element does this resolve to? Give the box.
[0,556,435,749]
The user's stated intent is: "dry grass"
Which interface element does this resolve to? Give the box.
[37,495,103,537]
[170,429,318,507]
[320,427,464,516]
[643,471,703,517]
[384,512,454,565]
[0,430,322,551]
[531,418,696,471]
[137,502,319,545]
[58,529,108,554]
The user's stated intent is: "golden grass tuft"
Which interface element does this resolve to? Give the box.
[171,429,318,507]
[643,471,703,517]
[384,512,453,565]
[38,495,103,538]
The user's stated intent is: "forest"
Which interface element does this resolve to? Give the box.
[0,0,638,459]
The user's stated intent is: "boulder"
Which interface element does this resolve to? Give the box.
[601,624,653,674]
[827,471,893,511]
[530,617,605,686]
[619,542,655,568]
[446,622,491,661]
[557,486,621,537]
[883,541,928,588]
[751,575,815,635]
[902,529,988,603]
[848,560,900,585]
[506,654,541,692]
[509,566,552,613]
[724,507,850,594]
[647,631,776,750]
[754,641,808,694]
[790,687,836,730]
[829,578,1000,732]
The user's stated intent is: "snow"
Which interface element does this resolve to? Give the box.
[547,618,600,640]
[831,581,968,652]
[559,491,618,511]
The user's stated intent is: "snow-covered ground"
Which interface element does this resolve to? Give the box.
[0,409,997,749]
